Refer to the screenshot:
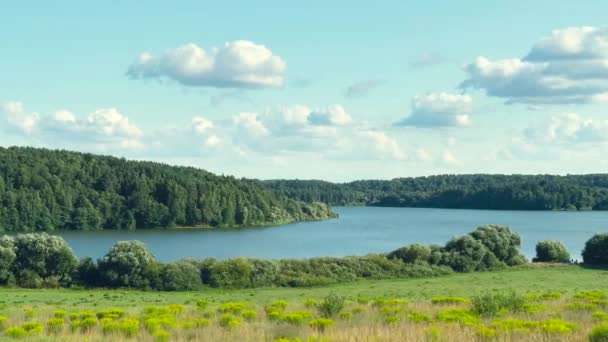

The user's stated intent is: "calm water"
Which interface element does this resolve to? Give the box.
[55,207,608,262]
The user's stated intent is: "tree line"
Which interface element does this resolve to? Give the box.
[0,147,335,232]
[1,226,605,291]
[261,174,608,210]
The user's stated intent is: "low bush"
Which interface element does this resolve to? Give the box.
[533,240,570,263]
[316,293,345,318]
[589,324,608,342]
[436,309,478,326]
[309,318,334,332]
[431,297,470,305]
[583,234,608,265]
[471,291,526,317]
[218,314,241,329]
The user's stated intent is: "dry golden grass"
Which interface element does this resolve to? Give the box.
[0,290,607,341]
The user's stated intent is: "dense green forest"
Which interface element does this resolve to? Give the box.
[262,175,608,210]
[0,147,335,232]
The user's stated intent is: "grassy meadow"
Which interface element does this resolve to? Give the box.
[0,264,608,341]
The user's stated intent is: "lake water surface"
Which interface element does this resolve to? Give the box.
[56,207,608,261]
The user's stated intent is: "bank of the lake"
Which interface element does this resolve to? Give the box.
[54,207,608,262]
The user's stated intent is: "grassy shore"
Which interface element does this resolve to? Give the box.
[1,264,608,341]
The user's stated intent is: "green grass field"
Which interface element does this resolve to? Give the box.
[1,264,608,341]
[2,264,606,309]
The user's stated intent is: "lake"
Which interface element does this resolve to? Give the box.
[56,207,608,262]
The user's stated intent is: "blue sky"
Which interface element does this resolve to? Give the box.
[2,1,608,181]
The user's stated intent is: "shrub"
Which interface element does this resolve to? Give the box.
[566,302,598,311]
[339,311,352,321]
[98,240,158,288]
[471,291,526,317]
[75,257,99,287]
[436,309,478,326]
[3,326,26,338]
[593,311,608,322]
[583,234,608,265]
[282,313,306,326]
[490,318,539,333]
[533,240,570,262]
[0,236,16,285]
[431,297,470,305]
[195,318,211,327]
[153,329,170,342]
[589,324,608,342]
[101,318,119,335]
[209,258,253,288]
[575,291,606,301]
[242,310,257,322]
[217,302,248,315]
[540,319,577,334]
[309,318,334,332]
[119,318,139,337]
[21,322,43,335]
[266,300,288,313]
[158,261,201,291]
[10,233,78,287]
[218,314,241,328]
[408,311,432,323]
[195,299,209,310]
[386,244,432,264]
[440,235,504,272]
[53,310,66,319]
[96,308,126,319]
[249,259,279,287]
[468,225,526,266]
[46,318,64,334]
[316,293,345,318]
[303,299,319,308]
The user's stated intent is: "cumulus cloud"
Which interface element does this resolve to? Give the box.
[362,130,405,160]
[233,112,269,137]
[127,40,286,89]
[1,101,144,150]
[461,26,608,104]
[524,112,608,144]
[396,93,472,127]
[308,105,353,126]
[43,108,143,145]
[2,101,39,134]
[269,105,352,135]
[345,79,384,98]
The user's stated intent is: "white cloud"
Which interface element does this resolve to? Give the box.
[345,79,383,98]
[308,105,353,126]
[233,112,269,137]
[127,40,286,89]
[461,26,608,104]
[44,108,143,143]
[362,130,405,160]
[191,116,214,135]
[205,135,220,147]
[2,101,39,134]
[524,113,608,144]
[1,101,144,150]
[396,93,472,127]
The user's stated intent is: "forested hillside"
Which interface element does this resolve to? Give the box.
[0,147,335,232]
[262,175,608,210]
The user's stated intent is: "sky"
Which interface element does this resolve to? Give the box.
[2,1,608,181]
